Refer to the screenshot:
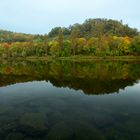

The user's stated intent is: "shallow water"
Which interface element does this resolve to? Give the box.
[0,60,140,140]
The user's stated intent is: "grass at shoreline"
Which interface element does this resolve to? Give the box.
[58,55,140,61]
[0,55,140,62]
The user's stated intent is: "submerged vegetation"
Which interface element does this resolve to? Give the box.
[0,18,140,59]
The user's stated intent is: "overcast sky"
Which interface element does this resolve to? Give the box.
[0,0,139,34]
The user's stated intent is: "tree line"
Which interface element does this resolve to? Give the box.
[0,18,140,58]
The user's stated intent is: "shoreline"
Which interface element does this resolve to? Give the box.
[0,55,140,62]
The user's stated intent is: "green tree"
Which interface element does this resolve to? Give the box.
[70,28,78,55]
[57,29,64,52]
[63,40,71,56]
[49,41,59,58]
[44,34,49,56]
[130,36,140,55]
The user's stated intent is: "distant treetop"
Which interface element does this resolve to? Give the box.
[48,18,139,38]
[0,18,139,43]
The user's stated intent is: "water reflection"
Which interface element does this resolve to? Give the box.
[0,60,140,94]
[0,60,140,140]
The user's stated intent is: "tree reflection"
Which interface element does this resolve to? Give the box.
[0,60,140,95]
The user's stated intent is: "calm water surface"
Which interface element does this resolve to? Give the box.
[0,60,140,140]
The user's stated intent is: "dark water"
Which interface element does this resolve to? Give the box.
[0,60,140,140]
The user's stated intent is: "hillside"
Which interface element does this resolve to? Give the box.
[0,19,139,42]
[0,18,140,58]
[0,29,35,42]
[48,18,139,38]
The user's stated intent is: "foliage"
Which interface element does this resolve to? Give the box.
[48,19,139,39]
[0,18,140,58]
[130,36,140,55]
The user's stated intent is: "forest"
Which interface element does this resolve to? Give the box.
[0,18,140,58]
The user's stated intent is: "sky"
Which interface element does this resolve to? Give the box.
[0,0,139,34]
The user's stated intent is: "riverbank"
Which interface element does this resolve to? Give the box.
[58,55,140,62]
[1,55,140,62]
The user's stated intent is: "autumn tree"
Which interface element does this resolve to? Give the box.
[49,41,59,58]
[76,38,87,54]
[3,43,10,58]
[0,44,4,57]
